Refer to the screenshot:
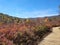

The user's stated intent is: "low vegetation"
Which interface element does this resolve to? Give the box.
[0,13,60,45]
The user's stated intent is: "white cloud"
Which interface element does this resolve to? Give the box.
[15,9,58,18]
[0,7,57,18]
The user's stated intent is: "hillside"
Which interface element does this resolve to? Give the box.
[0,13,60,45]
[0,13,60,27]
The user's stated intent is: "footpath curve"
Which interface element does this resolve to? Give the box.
[38,27,60,45]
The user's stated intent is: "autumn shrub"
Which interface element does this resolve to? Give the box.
[34,25,51,39]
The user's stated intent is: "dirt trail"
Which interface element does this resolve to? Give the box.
[38,27,60,45]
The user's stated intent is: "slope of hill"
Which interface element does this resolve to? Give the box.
[0,13,60,26]
[0,13,60,45]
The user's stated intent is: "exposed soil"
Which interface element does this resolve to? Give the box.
[38,27,60,45]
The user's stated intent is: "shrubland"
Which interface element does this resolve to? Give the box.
[0,13,60,45]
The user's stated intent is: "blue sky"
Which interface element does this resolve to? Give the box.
[0,0,60,18]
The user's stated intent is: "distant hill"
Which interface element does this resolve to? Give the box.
[0,13,60,27]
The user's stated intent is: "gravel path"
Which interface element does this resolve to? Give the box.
[38,27,60,45]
